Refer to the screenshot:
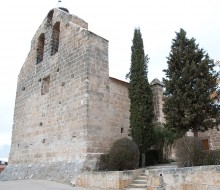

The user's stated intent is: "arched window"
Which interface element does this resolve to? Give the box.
[51,22,60,56]
[41,76,50,95]
[36,33,45,64]
[47,10,54,23]
[47,10,54,26]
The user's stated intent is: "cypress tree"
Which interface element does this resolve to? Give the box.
[127,28,154,156]
[163,28,220,135]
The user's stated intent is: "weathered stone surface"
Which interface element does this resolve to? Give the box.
[76,169,143,189]
[1,8,130,183]
[74,165,220,189]
[144,165,220,190]
[0,161,83,184]
[198,127,220,150]
[150,78,165,123]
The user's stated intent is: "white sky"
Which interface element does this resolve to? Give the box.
[0,0,219,160]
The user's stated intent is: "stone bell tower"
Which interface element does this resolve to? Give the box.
[1,8,117,183]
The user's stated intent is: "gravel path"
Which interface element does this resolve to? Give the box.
[0,180,88,190]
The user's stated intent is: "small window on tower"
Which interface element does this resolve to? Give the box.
[36,33,45,64]
[51,22,60,56]
[41,76,50,95]
[121,128,124,133]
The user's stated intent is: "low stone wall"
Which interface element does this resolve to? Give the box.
[0,161,83,185]
[76,165,220,190]
[2,164,220,189]
[145,165,220,190]
[76,169,143,190]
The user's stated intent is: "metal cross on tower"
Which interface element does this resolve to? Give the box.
[57,0,62,7]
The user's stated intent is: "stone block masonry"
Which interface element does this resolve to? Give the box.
[76,169,143,190]
[9,8,94,167]
[199,127,220,150]
[0,8,131,183]
[145,165,220,190]
[150,79,165,124]
[75,165,220,190]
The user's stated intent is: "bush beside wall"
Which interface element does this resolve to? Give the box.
[175,136,220,167]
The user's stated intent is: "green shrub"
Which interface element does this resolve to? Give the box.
[175,136,203,167]
[202,150,220,165]
[153,124,177,163]
[107,138,139,171]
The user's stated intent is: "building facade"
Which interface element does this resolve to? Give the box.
[1,8,132,183]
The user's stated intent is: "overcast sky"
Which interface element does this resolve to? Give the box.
[0,0,219,161]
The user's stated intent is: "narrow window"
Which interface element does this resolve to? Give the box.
[51,22,60,56]
[36,33,45,64]
[121,128,124,133]
[41,76,50,95]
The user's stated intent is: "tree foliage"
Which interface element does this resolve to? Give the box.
[163,28,220,135]
[153,123,177,162]
[175,136,203,167]
[127,28,154,153]
[175,137,220,167]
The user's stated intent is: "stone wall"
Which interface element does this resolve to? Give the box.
[145,165,220,190]
[0,162,83,184]
[75,165,220,190]
[108,78,130,142]
[10,8,93,166]
[3,8,132,183]
[76,169,143,190]
[3,8,110,182]
[83,77,131,167]
[199,127,220,150]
